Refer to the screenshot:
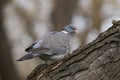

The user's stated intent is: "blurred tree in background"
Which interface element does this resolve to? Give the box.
[0,0,120,80]
[0,0,20,80]
[51,0,79,30]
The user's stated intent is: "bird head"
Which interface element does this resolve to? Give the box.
[63,25,79,35]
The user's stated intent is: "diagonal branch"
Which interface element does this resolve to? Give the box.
[27,20,120,80]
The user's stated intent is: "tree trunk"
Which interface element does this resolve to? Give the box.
[0,0,20,80]
[51,0,78,30]
[26,20,120,80]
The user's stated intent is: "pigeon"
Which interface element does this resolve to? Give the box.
[17,25,79,63]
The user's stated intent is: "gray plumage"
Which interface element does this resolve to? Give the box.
[17,25,78,62]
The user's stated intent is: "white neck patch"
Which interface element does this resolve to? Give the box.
[62,30,68,34]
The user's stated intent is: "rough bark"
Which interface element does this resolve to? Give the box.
[26,20,120,80]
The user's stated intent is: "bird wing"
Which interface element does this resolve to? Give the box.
[25,41,38,52]
[25,31,57,52]
[40,32,70,55]
[25,31,70,56]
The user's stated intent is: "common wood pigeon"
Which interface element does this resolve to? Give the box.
[17,25,79,63]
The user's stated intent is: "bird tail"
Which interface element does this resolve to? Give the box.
[16,53,39,61]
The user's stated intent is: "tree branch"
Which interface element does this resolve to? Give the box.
[26,20,120,80]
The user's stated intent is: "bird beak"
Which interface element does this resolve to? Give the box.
[74,29,79,33]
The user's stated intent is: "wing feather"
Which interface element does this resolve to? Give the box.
[25,31,70,56]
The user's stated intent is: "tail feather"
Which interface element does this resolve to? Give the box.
[17,53,39,61]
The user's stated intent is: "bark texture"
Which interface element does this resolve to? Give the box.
[27,20,120,80]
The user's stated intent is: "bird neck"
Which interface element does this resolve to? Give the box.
[61,30,69,34]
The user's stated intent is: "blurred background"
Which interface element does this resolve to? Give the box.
[1,0,120,80]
